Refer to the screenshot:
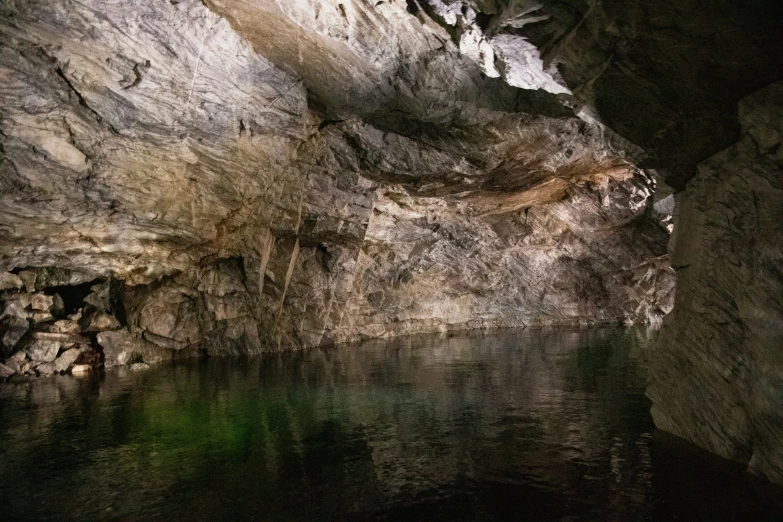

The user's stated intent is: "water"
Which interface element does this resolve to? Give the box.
[1,327,781,521]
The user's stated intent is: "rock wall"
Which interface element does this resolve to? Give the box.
[0,0,676,378]
[648,83,783,483]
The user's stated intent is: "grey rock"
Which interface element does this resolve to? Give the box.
[648,82,783,484]
[83,281,112,312]
[79,310,121,333]
[4,351,27,373]
[96,330,172,367]
[35,362,58,375]
[26,340,62,363]
[0,316,29,356]
[17,272,37,293]
[0,362,15,379]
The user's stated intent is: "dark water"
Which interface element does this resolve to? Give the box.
[1,328,782,521]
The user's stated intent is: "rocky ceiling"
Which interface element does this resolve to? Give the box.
[0,0,782,483]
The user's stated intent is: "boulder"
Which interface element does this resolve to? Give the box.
[53,348,81,373]
[17,271,37,293]
[30,293,64,315]
[0,362,15,379]
[0,272,24,291]
[1,294,32,319]
[96,330,171,367]
[83,281,112,312]
[4,351,28,373]
[30,292,54,311]
[80,310,121,333]
[26,340,62,363]
[35,362,58,375]
[0,316,29,356]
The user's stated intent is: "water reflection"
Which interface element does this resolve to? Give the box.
[0,328,780,521]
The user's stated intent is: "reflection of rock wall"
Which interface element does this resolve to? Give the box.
[0,328,659,520]
[648,83,783,483]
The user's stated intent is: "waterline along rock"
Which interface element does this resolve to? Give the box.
[0,0,781,483]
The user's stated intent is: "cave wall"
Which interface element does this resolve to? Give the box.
[648,83,783,483]
[0,0,674,371]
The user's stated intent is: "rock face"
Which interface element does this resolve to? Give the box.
[0,0,674,358]
[648,83,783,483]
[0,0,781,484]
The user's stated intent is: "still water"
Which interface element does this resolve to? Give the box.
[1,328,781,521]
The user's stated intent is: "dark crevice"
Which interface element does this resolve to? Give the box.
[44,282,98,316]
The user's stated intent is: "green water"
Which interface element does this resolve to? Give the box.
[0,328,780,521]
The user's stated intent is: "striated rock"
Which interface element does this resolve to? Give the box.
[96,330,172,367]
[26,340,62,363]
[648,82,783,483]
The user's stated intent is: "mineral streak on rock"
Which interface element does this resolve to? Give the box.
[0,0,781,484]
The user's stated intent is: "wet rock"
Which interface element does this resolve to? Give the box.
[128,362,150,371]
[96,330,172,367]
[26,340,62,363]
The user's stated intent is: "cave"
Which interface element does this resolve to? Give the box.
[0,0,781,519]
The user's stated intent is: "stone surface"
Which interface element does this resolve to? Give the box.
[0,362,14,379]
[53,347,81,373]
[26,340,61,363]
[0,272,23,291]
[648,83,783,484]
[0,315,29,356]
[96,330,172,367]
[35,362,58,375]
